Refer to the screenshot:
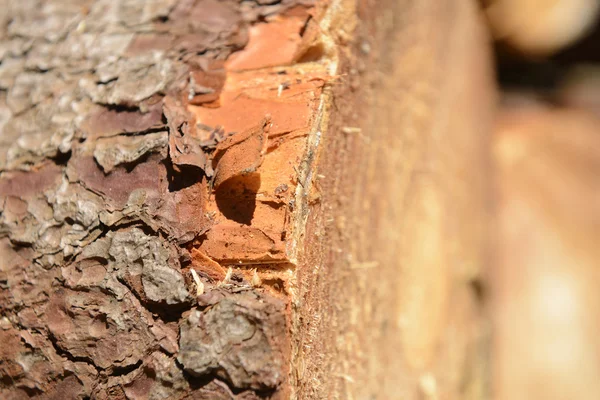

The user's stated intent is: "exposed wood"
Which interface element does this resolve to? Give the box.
[291,0,495,398]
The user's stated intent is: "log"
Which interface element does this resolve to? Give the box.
[290,0,494,398]
[0,0,495,398]
[493,102,600,400]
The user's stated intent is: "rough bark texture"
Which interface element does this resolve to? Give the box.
[0,0,494,399]
[0,0,315,398]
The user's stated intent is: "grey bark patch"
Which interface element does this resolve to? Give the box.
[93,130,168,173]
[142,262,190,305]
[1,101,76,171]
[80,55,182,107]
[177,289,287,391]
[109,227,191,305]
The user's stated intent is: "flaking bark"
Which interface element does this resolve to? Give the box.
[0,0,310,398]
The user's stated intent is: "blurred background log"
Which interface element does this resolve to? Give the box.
[488,0,600,399]
[493,104,600,400]
[485,0,600,56]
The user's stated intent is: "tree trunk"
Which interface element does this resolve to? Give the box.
[0,0,494,399]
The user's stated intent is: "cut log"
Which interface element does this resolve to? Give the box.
[290,0,494,398]
[0,0,494,399]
